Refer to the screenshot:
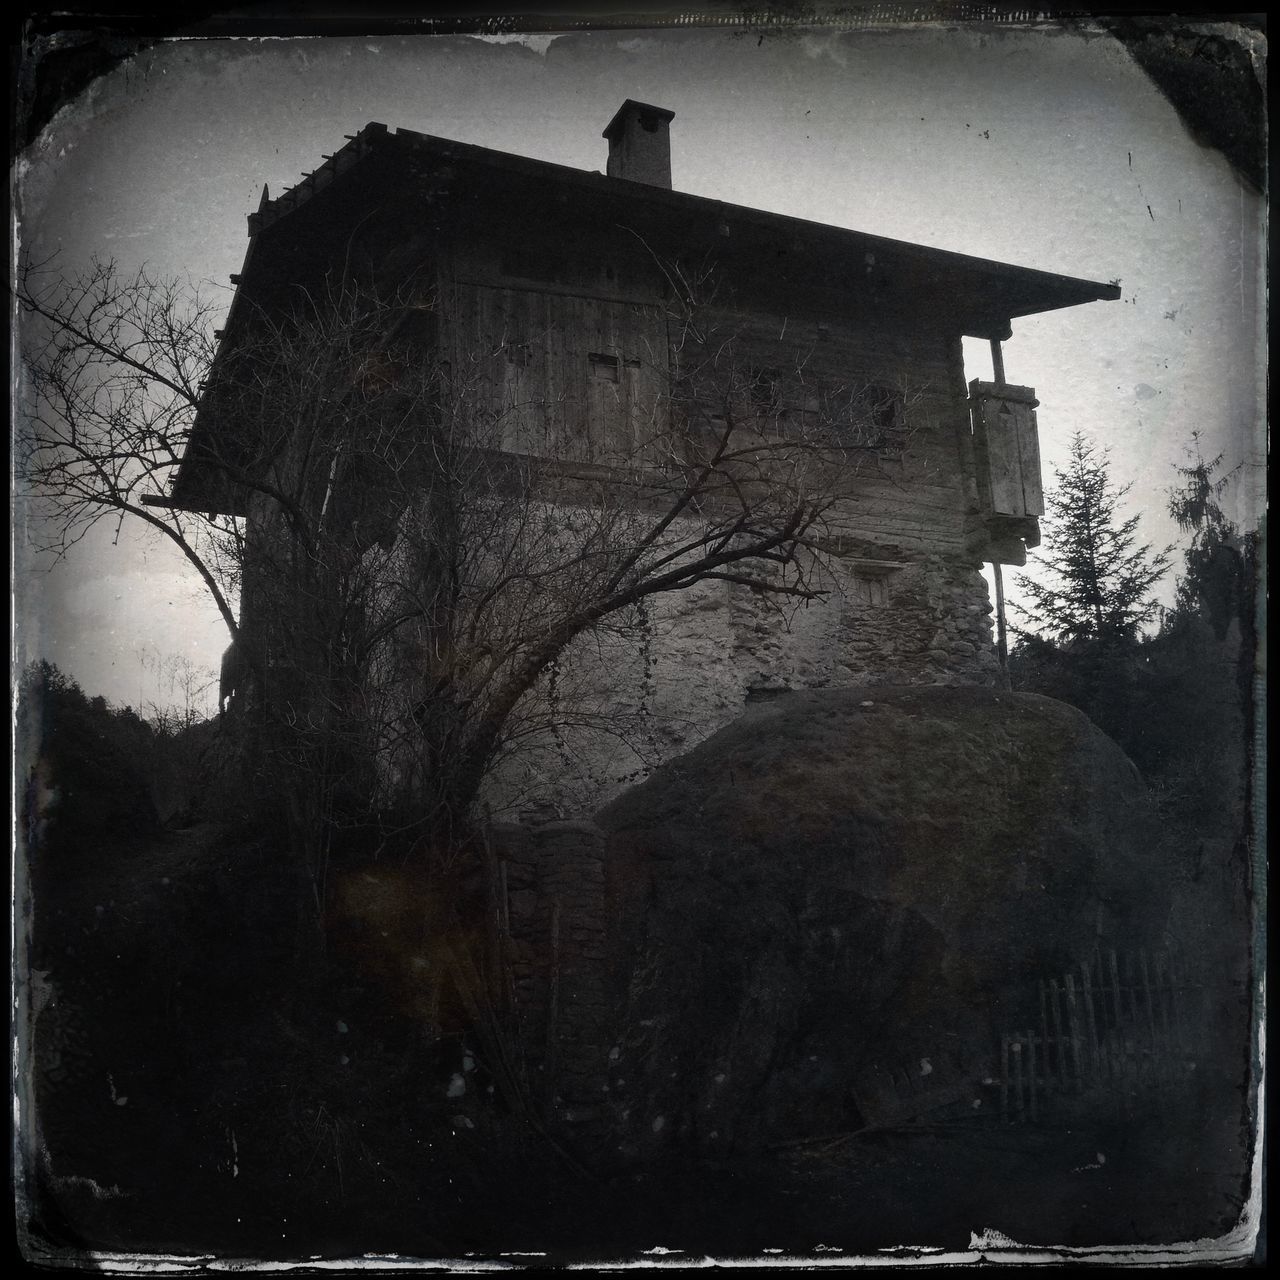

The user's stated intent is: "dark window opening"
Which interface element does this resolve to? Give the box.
[589,352,620,382]
[868,385,902,437]
[853,574,890,608]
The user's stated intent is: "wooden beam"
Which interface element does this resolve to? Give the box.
[992,559,1010,686]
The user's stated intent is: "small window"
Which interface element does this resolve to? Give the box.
[589,352,620,382]
[507,342,531,367]
[854,575,890,608]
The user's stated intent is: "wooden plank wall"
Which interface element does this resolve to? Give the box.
[441,244,974,558]
[446,281,671,466]
[701,305,972,555]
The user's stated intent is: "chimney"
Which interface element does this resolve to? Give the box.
[603,100,675,189]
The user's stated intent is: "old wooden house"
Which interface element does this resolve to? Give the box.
[166,101,1119,817]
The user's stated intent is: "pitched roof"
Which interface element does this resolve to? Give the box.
[165,119,1120,516]
[247,121,1121,336]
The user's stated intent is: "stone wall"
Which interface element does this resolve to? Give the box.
[485,551,999,819]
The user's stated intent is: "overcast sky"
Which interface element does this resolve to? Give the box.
[13,21,1266,714]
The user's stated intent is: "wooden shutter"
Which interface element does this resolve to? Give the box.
[969,381,1043,519]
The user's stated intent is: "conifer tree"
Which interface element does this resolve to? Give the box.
[1015,432,1172,646]
[1136,437,1255,838]
[1166,433,1247,641]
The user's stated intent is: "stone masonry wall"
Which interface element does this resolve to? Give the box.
[485,552,999,820]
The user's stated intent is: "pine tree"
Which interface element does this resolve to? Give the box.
[1136,437,1255,837]
[1015,432,1172,646]
[1166,433,1248,641]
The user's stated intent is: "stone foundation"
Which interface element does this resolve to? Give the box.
[486,552,999,818]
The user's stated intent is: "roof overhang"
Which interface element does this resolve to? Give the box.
[163,121,1121,514]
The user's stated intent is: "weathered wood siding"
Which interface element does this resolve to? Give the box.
[969,381,1045,519]
[691,303,972,556]
[442,239,671,465]
[440,239,974,559]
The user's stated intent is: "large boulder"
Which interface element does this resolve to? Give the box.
[592,685,1173,1155]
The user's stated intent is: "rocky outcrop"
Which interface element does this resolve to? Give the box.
[587,686,1173,1157]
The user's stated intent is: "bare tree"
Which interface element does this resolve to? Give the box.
[17,257,242,637]
[137,646,218,727]
[17,253,920,1130]
[17,254,915,886]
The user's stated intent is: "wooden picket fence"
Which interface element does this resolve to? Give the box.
[999,948,1199,1123]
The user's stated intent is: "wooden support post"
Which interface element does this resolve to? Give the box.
[1139,949,1164,1087]
[990,336,1007,386]
[1108,950,1125,1029]
[983,334,1012,690]
[1080,961,1101,1083]
[992,561,1010,685]
[1124,952,1142,1082]
[1128,951,1152,1085]
[1064,974,1084,1091]
[1102,950,1120,1095]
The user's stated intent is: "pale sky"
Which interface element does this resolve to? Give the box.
[12,22,1267,714]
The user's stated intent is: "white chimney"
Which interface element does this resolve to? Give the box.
[603,100,675,189]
